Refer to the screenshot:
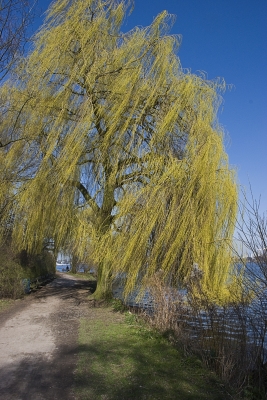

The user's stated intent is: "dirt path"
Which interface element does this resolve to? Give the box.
[0,273,96,400]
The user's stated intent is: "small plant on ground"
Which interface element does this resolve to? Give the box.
[110,298,126,313]
[0,299,14,312]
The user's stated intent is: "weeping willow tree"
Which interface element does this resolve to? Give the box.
[0,0,238,299]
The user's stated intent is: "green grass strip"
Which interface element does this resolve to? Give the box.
[0,299,14,313]
[68,272,96,281]
[75,309,230,400]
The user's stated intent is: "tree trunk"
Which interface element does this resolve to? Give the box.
[71,254,79,273]
[93,261,113,300]
[92,182,115,299]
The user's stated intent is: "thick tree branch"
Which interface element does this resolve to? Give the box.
[71,180,99,213]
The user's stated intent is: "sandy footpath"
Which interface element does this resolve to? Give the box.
[0,273,96,400]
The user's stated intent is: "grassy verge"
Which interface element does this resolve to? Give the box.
[0,299,15,313]
[68,272,96,281]
[75,308,231,400]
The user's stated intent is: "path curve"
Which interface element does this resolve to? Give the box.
[0,273,96,400]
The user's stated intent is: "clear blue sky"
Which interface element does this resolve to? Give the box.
[35,0,267,212]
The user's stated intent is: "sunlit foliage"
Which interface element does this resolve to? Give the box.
[0,0,238,299]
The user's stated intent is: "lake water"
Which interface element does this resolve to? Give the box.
[56,263,70,272]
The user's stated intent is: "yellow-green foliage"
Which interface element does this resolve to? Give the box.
[0,0,238,300]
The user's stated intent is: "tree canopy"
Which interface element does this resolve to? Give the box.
[0,0,35,81]
[0,0,238,300]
